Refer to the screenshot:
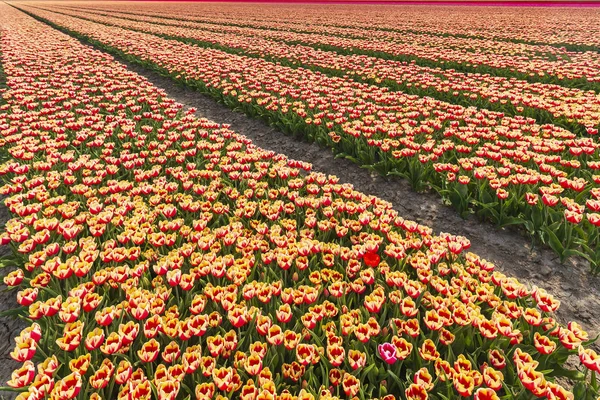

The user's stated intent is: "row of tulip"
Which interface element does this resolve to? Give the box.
[44,2,600,92]
[38,3,600,136]
[0,52,5,107]
[1,4,599,400]
[51,2,600,51]
[18,4,600,274]
[163,3,600,50]
[45,1,590,64]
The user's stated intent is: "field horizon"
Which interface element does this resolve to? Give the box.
[110,0,600,6]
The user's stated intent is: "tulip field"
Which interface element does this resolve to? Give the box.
[12,1,600,273]
[0,2,599,400]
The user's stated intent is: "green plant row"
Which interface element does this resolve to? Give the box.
[0,46,7,108]
[0,45,8,169]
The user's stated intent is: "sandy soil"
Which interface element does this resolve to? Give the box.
[0,54,598,398]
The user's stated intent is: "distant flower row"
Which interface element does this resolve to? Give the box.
[172,3,600,49]
[22,5,600,272]
[46,2,600,89]
[53,2,600,49]
[47,5,600,134]
[1,5,599,400]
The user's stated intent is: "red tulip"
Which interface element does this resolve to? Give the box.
[363,251,380,267]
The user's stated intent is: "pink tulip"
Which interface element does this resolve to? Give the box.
[378,342,397,365]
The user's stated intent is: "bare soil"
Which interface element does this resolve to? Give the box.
[0,58,598,398]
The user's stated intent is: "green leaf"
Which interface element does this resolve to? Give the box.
[367,365,379,383]
[562,249,593,263]
[448,190,464,214]
[386,369,406,393]
[543,227,565,257]
[387,170,407,178]
[0,307,27,318]
[546,366,586,381]
[473,200,500,210]
[499,216,526,227]
[572,382,592,400]
[361,363,376,380]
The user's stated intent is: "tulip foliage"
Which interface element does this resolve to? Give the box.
[17,3,600,273]
[1,3,599,400]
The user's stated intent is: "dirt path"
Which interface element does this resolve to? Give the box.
[123,62,600,344]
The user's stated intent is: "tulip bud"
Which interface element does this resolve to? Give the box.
[379,381,388,396]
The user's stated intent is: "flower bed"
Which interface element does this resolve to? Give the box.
[31,4,600,135]
[1,4,599,400]
[56,2,600,50]
[18,5,600,273]
[40,2,600,91]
